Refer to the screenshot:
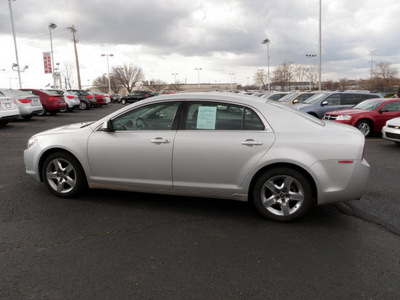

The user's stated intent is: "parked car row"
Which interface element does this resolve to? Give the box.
[0,88,115,125]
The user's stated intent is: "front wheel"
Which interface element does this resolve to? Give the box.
[252,168,313,222]
[121,99,127,105]
[356,120,372,137]
[42,152,87,198]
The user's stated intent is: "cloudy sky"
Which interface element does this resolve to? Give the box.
[0,0,399,89]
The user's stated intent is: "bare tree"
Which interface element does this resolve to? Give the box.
[293,64,308,82]
[272,61,295,91]
[253,69,267,89]
[92,74,109,92]
[169,82,183,92]
[111,64,144,93]
[62,63,77,89]
[373,62,399,87]
[147,79,168,93]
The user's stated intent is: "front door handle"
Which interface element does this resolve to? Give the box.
[241,139,263,146]
[151,137,170,144]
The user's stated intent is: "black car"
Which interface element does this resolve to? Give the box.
[121,91,155,105]
[111,94,122,103]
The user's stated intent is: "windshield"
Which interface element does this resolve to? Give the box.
[302,92,327,104]
[278,93,298,103]
[353,99,384,111]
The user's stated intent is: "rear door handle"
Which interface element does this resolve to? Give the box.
[241,139,263,146]
[151,137,170,144]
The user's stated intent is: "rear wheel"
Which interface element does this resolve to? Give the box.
[42,152,87,198]
[37,106,47,116]
[356,120,372,137]
[79,101,88,110]
[252,167,313,222]
[59,106,68,113]
[121,99,127,105]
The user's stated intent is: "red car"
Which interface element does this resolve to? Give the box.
[90,92,106,107]
[324,98,400,136]
[20,89,67,115]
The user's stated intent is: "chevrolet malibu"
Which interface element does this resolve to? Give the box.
[24,93,370,221]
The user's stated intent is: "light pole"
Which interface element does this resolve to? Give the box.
[318,0,322,90]
[195,68,202,90]
[262,38,271,91]
[8,0,23,88]
[172,73,178,84]
[306,54,316,90]
[229,72,235,90]
[48,23,57,87]
[101,54,114,94]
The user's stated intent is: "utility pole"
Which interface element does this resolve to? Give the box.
[67,25,82,89]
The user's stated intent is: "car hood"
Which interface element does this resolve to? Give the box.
[387,117,400,126]
[325,109,369,115]
[36,122,94,136]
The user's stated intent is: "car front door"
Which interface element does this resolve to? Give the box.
[375,101,400,130]
[172,101,275,197]
[87,101,180,190]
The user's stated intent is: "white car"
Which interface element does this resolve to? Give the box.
[0,96,20,125]
[47,89,80,112]
[0,89,43,120]
[382,117,400,145]
[24,93,370,221]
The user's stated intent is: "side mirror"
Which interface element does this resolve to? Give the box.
[293,99,299,104]
[379,109,388,113]
[102,120,114,132]
[321,100,328,106]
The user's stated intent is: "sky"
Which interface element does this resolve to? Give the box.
[0,0,399,89]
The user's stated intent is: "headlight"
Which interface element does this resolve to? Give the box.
[336,115,352,121]
[27,136,38,149]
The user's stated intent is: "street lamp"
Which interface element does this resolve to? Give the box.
[101,54,114,94]
[195,68,202,90]
[229,72,235,90]
[49,23,57,88]
[261,38,271,92]
[306,54,316,90]
[172,73,178,84]
[8,0,23,88]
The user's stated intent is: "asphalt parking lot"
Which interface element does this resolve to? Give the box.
[1,104,399,299]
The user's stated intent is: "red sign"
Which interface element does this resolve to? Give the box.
[43,52,52,74]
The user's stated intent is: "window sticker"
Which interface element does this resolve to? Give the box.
[197,106,217,129]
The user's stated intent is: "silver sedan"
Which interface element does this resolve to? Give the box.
[24,93,370,221]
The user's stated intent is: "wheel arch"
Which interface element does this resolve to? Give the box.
[355,118,374,130]
[248,162,318,205]
[38,148,86,182]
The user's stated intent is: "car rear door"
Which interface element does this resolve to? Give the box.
[172,101,275,196]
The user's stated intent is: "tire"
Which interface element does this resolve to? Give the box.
[59,106,68,113]
[42,152,87,198]
[79,101,88,110]
[37,106,47,116]
[356,120,372,137]
[121,99,126,105]
[22,115,33,120]
[252,167,313,222]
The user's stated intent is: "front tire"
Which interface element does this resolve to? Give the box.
[356,120,372,137]
[252,167,313,222]
[42,152,87,198]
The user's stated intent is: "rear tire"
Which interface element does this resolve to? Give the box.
[42,152,87,198]
[79,101,89,110]
[37,107,47,116]
[121,99,127,105]
[252,167,313,222]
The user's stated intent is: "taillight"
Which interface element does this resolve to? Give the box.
[67,95,75,99]
[87,95,93,99]
[145,94,148,97]
[48,96,58,101]
[18,99,32,104]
